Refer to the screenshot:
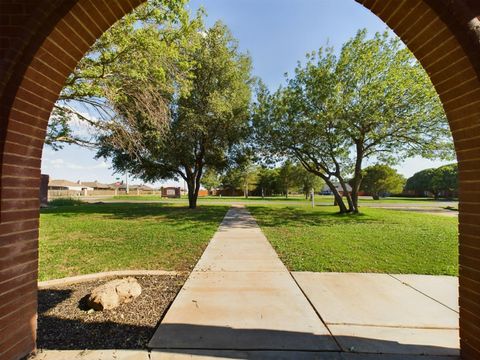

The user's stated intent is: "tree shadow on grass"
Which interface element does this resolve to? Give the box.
[40,203,230,224]
[247,206,378,229]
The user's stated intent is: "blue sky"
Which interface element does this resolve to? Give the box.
[41,0,450,185]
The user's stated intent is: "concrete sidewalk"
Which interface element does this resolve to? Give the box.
[150,206,459,359]
[149,206,338,352]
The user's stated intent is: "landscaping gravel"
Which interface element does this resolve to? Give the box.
[37,274,187,350]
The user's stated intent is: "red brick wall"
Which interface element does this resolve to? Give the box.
[1,0,480,359]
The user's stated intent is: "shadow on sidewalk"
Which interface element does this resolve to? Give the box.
[149,323,458,358]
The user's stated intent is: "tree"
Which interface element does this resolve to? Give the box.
[360,164,405,200]
[278,160,298,198]
[431,164,458,199]
[404,168,437,197]
[256,166,280,197]
[405,164,458,198]
[293,164,324,199]
[253,29,453,213]
[239,163,258,198]
[201,168,222,193]
[97,20,253,209]
[48,0,191,148]
[220,167,243,195]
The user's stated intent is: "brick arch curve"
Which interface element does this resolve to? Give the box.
[1,1,480,359]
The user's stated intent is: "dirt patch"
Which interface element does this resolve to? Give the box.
[37,274,187,350]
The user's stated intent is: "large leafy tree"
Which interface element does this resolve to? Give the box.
[97,21,253,209]
[256,166,281,197]
[253,29,453,213]
[278,160,298,198]
[201,168,222,193]
[47,0,192,148]
[431,164,458,198]
[405,164,458,198]
[404,168,437,197]
[360,164,405,200]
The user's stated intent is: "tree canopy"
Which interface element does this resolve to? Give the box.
[47,0,192,149]
[95,17,253,208]
[253,29,453,213]
[360,164,405,200]
[405,164,458,198]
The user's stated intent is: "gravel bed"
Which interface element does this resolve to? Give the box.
[37,274,187,350]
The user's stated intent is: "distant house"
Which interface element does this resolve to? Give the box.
[109,183,155,194]
[48,179,93,191]
[130,184,154,192]
[321,183,352,196]
[80,181,112,190]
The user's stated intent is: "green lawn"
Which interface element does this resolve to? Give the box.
[249,205,458,275]
[40,200,458,281]
[111,195,310,202]
[39,203,228,281]
[109,194,452,204]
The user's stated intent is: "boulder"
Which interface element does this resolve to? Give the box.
[87,277,142,311]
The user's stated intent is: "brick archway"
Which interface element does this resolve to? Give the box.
[1,1,480,359]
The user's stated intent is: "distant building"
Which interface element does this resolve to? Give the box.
[321,183,352,196]
[48,179,93,191]
[198,189,209,197]
[80,181,112,190]
[161,187,181,198]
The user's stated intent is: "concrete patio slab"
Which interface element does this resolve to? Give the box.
[329,325,459,356]
[390,274,458,312]
[292,272,458,329]
[149,271,337,350]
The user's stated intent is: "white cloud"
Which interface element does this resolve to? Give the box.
[50,158,65,169]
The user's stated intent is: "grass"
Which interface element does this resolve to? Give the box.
[248,205,458,276]
[48,197,84,206]
[40,199,458,281]
[109,194,453,204]
[39,203,228,281]
[110,195,310,202]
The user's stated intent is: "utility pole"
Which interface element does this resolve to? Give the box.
[125,171,129,194]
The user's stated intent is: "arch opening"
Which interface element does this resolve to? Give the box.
[1,1,480,359]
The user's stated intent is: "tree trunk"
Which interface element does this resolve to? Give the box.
[372,193,380,200]
[186,179,197,209]
[350,144,364,213]
[337,176,356,213]
[324,179,348,214]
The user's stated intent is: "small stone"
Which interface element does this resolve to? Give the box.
[86,277,142,311]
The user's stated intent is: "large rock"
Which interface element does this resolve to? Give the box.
[87,277,142,311]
